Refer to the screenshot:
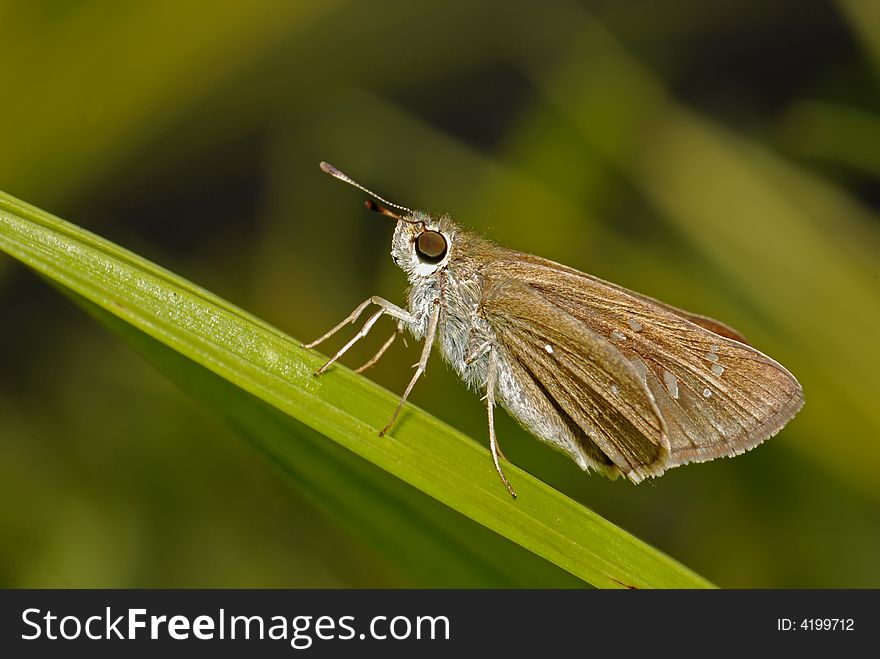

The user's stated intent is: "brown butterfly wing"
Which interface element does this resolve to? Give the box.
[499,249,751,343]
[479,275,670,482]
[485,254,804,468]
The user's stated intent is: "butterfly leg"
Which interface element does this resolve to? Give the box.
[313,308,384,376]
[463,339,491,366]
[466,338,509,463]
[302,297,374,350]
[354,322,403,373]
[379,299,440,436]
[306,297,414,376]
[487,348,517,499]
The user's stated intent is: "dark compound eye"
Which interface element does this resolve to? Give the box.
[415,230,448,263]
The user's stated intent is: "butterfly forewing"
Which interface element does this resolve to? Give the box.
[480,277,670,481]
[484,255,804,469]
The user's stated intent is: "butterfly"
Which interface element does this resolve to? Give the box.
[305,162,804,497]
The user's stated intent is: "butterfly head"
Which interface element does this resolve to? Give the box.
[388,209,456,280]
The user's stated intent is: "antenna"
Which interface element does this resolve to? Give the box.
[319,162,413,215]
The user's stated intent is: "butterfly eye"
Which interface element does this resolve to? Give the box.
[415,230,448,263]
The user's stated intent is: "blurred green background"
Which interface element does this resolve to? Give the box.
[2,0,879,588]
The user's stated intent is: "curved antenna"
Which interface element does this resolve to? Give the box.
[319,162,414,215]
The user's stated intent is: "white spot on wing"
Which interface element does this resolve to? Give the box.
[663,370,680,399]
[710,344,720,353]
[544,344,554,354]
[705,352,719,363]
[611,330,626,341]
[711,364,725,377]
[610,384,619,395]
[627,317,643,332]
[702,388,712,398]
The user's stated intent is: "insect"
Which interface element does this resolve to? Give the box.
[305,162,804,498]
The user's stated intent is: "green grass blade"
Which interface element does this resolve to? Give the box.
[0,191,714,589]
[65,288,582,588]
